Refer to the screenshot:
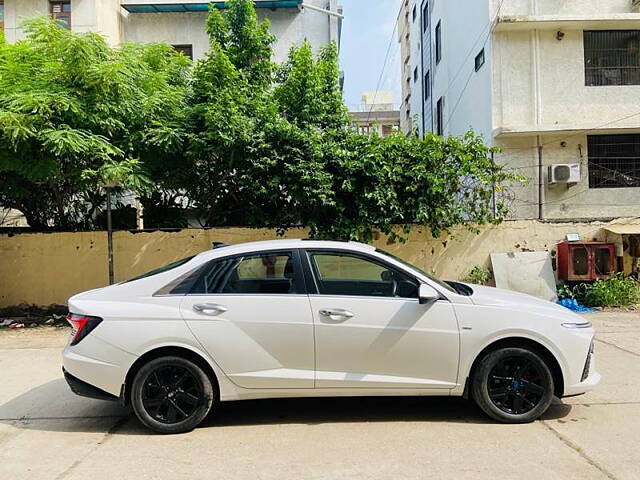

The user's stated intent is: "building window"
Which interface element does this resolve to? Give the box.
[587,134,640,188]
[413,66,418,83]
[0,1,4,32]
[172,44,194,60]
[584,30,640,86]
[424,70,430,100]
[475,48,485,71]
[435,21,442,64]
[50,1,71,30]
[422,2,429,32]
[412,5,417,22]
[435,96,444,136]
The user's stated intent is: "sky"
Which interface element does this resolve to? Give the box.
[339,0,403,111]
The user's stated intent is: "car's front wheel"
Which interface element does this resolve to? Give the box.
[131,356,215,434]
[472,347,554,423]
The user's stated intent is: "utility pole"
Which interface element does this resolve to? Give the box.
[106,187,114,285]
[538,142,544,220]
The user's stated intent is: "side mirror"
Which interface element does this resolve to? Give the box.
[419,284,440,304]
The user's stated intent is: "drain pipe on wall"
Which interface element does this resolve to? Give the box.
[537,136,544,220]
[531,23,544,220]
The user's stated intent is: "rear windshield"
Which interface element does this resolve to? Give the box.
[125,256,195,283]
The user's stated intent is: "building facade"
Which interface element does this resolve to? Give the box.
[349,91,400,137]
[1,0,342,62]
[403,0,640,221]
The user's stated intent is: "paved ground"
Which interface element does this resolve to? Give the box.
[0,311,638,480]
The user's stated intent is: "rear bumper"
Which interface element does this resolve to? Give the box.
[63,368,119,402]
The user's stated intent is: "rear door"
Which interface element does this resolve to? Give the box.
[304,249,460,389]
[180,249,315,389]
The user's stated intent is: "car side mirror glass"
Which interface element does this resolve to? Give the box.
[419,284,439,304]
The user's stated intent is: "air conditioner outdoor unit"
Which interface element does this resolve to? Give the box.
[548,163,580,184]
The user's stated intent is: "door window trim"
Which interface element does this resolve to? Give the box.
[301,249,422,300]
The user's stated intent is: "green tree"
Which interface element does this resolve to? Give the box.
[182,0,521,240]
[0,17,189,229]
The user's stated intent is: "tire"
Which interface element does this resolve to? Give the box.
[131,356,215,434]
[472,347,554,424]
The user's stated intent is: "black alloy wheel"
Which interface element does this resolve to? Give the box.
[487,356,546,415]
[472,347,554,423]
[132,356,215,434]
[141,365,203,424]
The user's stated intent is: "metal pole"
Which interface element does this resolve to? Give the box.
[538,141,544,220]
[491,151,497,215]
[106,187,114,285]
[299,2,344,18]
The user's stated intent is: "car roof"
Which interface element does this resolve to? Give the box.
[198,239,376,260]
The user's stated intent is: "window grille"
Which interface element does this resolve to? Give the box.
[588,134,640,188]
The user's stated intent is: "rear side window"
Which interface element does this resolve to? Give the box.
[307,252,419,298]
[190,251,301,295]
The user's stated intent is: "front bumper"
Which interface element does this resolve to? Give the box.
[563,370,601,397]
[563,343,600,397]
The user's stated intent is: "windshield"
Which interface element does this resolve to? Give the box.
[125,256,195,283]
[376,248,456,293]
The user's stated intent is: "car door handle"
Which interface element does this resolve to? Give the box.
[319,308,354,322]
[193,303,228,316]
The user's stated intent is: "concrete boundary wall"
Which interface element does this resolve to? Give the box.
[0,219,634,308]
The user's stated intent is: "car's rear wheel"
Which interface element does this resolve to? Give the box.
[131,356,215,434]
[472,347,554,423]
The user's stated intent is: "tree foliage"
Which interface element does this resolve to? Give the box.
[0,17,189,229]
[179,0,519,240]
[0,0,521,240]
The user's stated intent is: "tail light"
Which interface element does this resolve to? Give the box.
[66,313,102,346]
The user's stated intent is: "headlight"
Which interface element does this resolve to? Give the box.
[561,321,592,329]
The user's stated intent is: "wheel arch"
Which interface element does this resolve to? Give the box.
[121,345,220,406]
[464,337,565,398]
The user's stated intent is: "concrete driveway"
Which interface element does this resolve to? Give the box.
[0,312,638,480]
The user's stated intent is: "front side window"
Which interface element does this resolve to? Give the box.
[192,252,300,295]
[584,30,640,86]
[50,1,71,30]
[588,134,640,188]
[307,252,419,299]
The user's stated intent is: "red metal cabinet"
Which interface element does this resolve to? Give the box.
[556,241,615,281]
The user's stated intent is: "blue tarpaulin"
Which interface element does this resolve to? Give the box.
[557,298,596,314]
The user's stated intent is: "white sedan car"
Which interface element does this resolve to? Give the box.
[63,239,599,433]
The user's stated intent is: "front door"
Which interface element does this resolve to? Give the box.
[180,249,315,389]
[304,250,460,389]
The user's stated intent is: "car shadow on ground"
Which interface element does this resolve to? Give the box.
[0,378,573,435]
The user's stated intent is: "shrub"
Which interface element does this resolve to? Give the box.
[463,265,492,286]
[583,275,640,308]
[558,275,640,308]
